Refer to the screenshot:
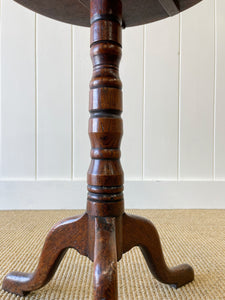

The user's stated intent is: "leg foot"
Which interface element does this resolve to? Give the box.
[93,217,118,300]
[2,213,88,296]
[123,214,194,288]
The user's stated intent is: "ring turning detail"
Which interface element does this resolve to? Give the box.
[2,0,197,299]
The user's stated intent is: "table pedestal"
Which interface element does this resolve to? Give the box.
[2,0,194,298]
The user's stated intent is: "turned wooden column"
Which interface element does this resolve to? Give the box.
[87,2,123,297]
[87,0,123,207]
[86,0,124,261]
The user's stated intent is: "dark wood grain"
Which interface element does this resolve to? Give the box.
[2,214,89,296]
[87,0,123,204]
[93,217,118,299]
[123,214,194,288]
[2,0,197,298]
[12,0,203,27]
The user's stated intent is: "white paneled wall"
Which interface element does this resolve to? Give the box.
[37,16,72,179]
[180,0,215,179]
[144,16,180,179]
[1,0,36,179]
[1,0,225,209]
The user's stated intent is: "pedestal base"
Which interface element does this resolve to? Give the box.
[2,212,194,299]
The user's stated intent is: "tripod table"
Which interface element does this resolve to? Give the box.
[3,0,203,299]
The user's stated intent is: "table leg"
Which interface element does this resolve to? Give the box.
[123,214,194,288]
[93,217,118,300]
[3,214,89,296]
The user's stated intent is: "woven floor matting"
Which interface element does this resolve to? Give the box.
[0,209,224,299]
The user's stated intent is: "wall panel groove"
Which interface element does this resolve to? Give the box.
[34,13,38,180]
[177,14,182,180]
[142,25,146,180]
[71,25,74,180]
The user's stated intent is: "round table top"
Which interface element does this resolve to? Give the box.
[14,0,203,27]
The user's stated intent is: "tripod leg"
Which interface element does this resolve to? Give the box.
[93,217,118,300]
[123,214,194,288]
[3,213,88,296]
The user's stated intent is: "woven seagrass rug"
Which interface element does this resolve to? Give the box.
[0,210,224,299]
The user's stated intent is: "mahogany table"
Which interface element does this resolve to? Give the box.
[3,0,203,299]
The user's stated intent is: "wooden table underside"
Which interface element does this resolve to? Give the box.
[12,0,203,27]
